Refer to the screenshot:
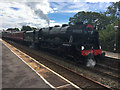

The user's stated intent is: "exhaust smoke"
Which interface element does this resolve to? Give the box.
[26,2,50,26]
[86,59,96,67]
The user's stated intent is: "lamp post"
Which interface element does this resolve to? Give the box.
[114,25,118,51]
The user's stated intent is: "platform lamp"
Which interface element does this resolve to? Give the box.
[114,25,118,51]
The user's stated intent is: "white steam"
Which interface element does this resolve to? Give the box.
[86,59,96,67]
[26,2,50,26]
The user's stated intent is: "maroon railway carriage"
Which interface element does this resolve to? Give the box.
[2,31,24,41]
[11,31,24,41]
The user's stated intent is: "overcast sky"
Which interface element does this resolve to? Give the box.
[0,0,119,30]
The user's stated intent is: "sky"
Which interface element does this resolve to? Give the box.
[0,0,119,30]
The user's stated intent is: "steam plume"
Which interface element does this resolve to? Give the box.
[26,2,50,25]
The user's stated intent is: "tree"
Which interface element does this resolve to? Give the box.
[68,11,110,30]
[106,1,120,20]
[6,28,19,31]
[99,1,120,52]
[99,24,115,52]
[15,28,19,31]
[117,20,120,52]
[21,26,32,31]
[31,27,37,30]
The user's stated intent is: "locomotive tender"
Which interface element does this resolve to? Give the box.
[2,22,104,67]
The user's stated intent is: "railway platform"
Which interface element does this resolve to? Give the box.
[104,51,120,59]
[1,39,79,89]
[2,43,51,88]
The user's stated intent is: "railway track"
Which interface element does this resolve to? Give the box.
[97,57,120,69]
[83,65,119,82]
[96,63,119,74]
[61,56,119,83]
[63,56,119,82]
[96,64,119,78]
[3,39,112,89]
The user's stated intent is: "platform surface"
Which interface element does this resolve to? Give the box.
[2,43,51,88]
[1,39,79,89]
[104,51,120,59]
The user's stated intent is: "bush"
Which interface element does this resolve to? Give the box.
[99,24,119,53]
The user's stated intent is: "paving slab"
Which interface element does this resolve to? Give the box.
[2,43,51,88]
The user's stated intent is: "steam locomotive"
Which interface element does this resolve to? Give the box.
[2,22,105,67]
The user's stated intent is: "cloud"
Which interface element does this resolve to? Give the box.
[49,22,62,27]
[10,7,20,11]
[50,20,55,23]
[48,0,119,2]
[49,19,68,27]
[0,0,53,30]
[0,0,118,30]
[60,10,86,13]
[85,0,119,2]
[50,2,112,13]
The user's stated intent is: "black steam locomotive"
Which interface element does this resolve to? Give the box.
[2,22,104,67]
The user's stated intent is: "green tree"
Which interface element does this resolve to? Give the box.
[15,28,19,31]
[31,27,37,30]
[99,1,120,52]
[106,1,120,21]
[21,26,32,31]
[6,28,19,31]
[99,24,115,52]
[68,11,110,30]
